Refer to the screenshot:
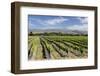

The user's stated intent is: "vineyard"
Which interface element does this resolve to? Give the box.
[28,35,88,60]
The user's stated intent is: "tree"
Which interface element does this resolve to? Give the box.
[29,32,33,36]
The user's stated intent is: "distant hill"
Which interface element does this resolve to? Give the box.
[29,29,88,35]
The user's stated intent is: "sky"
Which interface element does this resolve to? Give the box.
[28,15,88,31]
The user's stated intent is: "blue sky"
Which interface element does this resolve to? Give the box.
[28,15,88,31]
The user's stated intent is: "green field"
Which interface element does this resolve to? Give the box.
[28,35,88,60]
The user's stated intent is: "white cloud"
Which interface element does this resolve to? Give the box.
[67,24,88,31]
[66,17,88,31]
[38,17,68,26]
[45,17,68,25]
[77,17,88,24]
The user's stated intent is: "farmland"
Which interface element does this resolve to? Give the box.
[28,34,88,60]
